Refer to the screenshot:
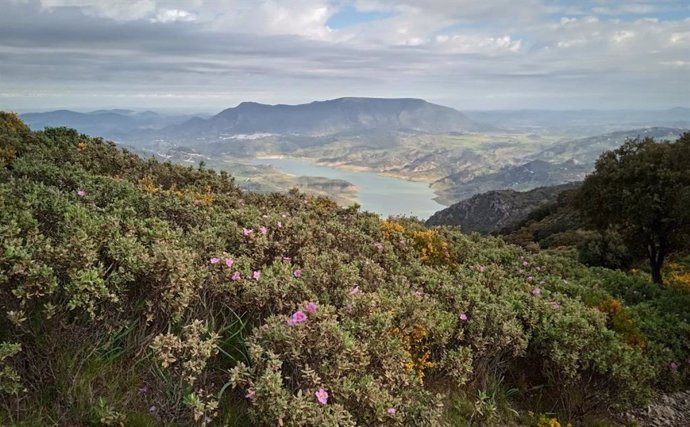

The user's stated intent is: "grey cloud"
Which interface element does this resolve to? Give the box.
[0,0,688,111]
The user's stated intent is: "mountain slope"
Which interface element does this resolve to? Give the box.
[426,183,578,234]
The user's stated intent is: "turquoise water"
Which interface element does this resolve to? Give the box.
[248,158,445,219]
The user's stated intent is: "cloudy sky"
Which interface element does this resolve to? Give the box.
[1,0,689,112]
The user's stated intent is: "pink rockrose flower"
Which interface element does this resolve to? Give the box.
[478,265,486,273]
[277,221,283,228]
[532,287,541,296]
[350,286,360,295]
[293,269,302,278]
[671,362,679,370]
[549,301,561,310]
[288,310,307,325]
[527,276,534,283]
[523,261,529,267]
[210,257,220,264]
[282,256,292,262]
[306,302,317,313]
[77,189,86,197]
[259,226,268,235]
[231,271,241,281]
[315,388,328,405]
[459,312,468,321]
[387,407,396,415]
[225,257,234,268]
[242,228,253,236]
[252,271,261,281]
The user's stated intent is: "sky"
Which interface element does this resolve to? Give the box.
[1,0,689,112]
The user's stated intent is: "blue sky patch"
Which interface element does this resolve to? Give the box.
[327,6,393,29]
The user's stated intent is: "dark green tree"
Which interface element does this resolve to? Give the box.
[576,132,690,284]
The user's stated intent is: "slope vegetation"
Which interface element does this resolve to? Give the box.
[1,113,688,426]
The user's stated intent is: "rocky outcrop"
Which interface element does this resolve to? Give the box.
[626,391,690,426]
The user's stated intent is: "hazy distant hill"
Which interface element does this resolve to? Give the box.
[465,108,690,134]
[533,127,686,164]
[20,109,197,139]
[156,97,486,143]
[426,183,578,234]
[432,159,589,204]
[431,127,687,204]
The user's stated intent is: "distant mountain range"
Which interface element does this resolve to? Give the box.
[20,109,199,140]
[426,183,578,234]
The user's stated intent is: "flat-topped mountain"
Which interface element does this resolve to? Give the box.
[165,97,486,139]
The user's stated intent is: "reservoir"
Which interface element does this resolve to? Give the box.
[248,158,446,219]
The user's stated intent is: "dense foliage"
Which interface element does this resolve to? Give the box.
[1,112,689,426]
[576,133,690,284]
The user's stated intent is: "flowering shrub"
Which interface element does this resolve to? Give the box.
[1,115,689,425]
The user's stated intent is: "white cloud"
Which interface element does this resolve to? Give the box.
[40,0,156,20]
[152,8,196,23]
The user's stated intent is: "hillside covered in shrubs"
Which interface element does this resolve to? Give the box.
[1,112,689,426]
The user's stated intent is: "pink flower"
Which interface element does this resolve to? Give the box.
[350,286,360,295]
[315,388,328,405]
[232,271,241,281]
[306,302,317,313]
[527,276,534,283]
[225,257,234,268]
[671,362,679,370]
[523,261,529,267]
[345,304,353,313]
[259,226,268,235]
[478,265,486,273]
[387,407,396,415]
[261,214,269,219]
[77,189,86,197]
[288,310,307,325]
[549,301,561,310]
[459,312,468,321]
[282,256,292,262]
[242,228,253,236]
[414,290,423,298]
[532,287,541,296]
[245,388,255,399]
[277,221,283,228]
[210,257,220,264]
[293,269,302,278]
[252,270,261,281]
